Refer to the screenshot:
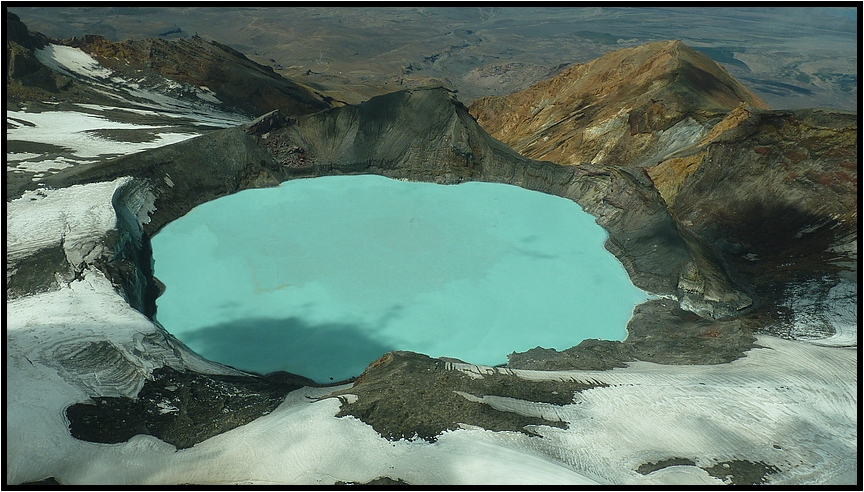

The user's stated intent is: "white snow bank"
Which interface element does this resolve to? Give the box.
[6,110,198,161]
[776,275,858,347]
[10,156,81,174]
[35,44,114,80]
[7,152,43,162]
[6,179,129,267]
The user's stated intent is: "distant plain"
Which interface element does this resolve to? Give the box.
[10,6,858,110]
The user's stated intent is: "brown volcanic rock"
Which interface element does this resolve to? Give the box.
[63,34,332,117]
[469,40,768,167]
[656,107,858,227]
[5,12,70,95]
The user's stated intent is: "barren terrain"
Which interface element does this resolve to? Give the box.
[10,6,857,109]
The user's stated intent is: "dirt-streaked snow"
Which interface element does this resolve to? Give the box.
[33,44,238,122]
[19,44,249,172]
[447,334,857,485]
[6,179,128,267]
[6,110,198,160]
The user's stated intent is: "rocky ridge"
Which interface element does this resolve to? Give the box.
[65,34,334,117]
[469,40,770,167]
[5,11,332,118]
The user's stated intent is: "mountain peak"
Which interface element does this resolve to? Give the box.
[468,40,768,167]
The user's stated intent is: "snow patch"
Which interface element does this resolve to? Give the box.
[34,44,114,80]
[6,179,129,265]
[156,401,180,414]
[6,110,198,168]
[10,156,81,174]
[7,152,43,162]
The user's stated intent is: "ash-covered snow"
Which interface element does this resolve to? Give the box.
[29,43,248,133]
[195,86,222,104]
[770,275,858,347]
[445,335,857,485]
[6,110,197,158]
[12,156,82,174]
[9,42,251,190]
[7,152,43,162]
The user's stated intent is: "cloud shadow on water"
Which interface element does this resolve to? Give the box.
[179,316,396,384]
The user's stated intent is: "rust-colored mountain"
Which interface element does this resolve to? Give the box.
[469,40,769,167]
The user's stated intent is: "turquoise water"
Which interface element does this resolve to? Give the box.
[152,175,647,382]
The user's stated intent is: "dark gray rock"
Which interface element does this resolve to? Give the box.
[507,299,758,371]
[65,365,314,450]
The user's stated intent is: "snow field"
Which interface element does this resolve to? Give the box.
[449,336,857,485]
[6,110,198,166]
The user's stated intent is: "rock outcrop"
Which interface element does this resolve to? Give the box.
[648,105,857,333]
[5,12,70,94]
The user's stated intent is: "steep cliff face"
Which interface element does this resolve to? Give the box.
[469,40,768,168]
[648,105,857,333]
